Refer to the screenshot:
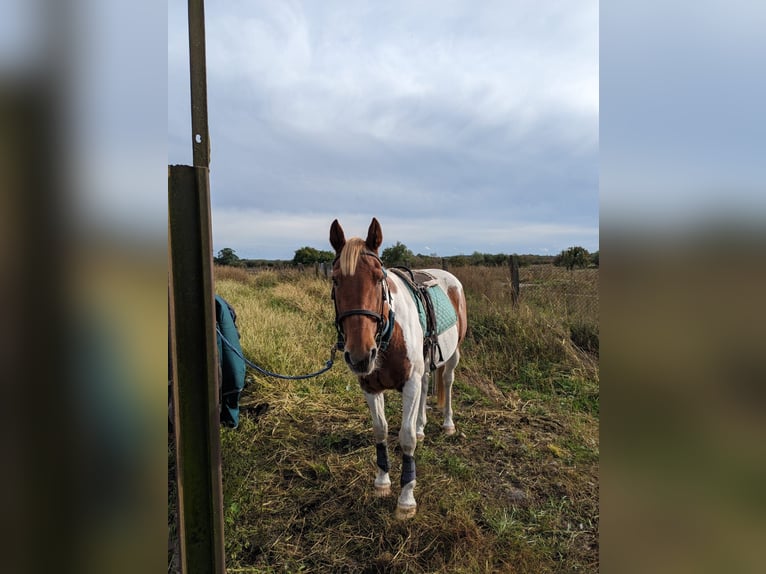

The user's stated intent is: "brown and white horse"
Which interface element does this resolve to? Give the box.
[329,217,467,519]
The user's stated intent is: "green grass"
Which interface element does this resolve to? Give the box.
[169,264,599,573]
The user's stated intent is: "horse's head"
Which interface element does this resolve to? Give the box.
[329,217,391,376]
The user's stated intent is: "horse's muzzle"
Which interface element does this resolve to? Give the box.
[344,347,377,375]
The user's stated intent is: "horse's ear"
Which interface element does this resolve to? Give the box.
[330,219,346,253]
[365,217,383,252]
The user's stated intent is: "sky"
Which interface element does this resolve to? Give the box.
[169,0,599,260]
[600,0,766,231]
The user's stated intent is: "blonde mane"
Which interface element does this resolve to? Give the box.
[339,237,367,276]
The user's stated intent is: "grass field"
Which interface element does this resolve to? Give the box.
[169,263,599,573]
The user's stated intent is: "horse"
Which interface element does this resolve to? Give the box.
[329,217,467,519]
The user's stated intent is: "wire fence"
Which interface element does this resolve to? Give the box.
[517,264,599,325]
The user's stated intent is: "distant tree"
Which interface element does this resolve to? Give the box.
[518,254,555,266]
[413,253,441,268]
[447,254,469,267]
[214,247,241,266]
[486,253,509,267]
[381,241,414,267]
[590,250,599,268]
[553,246,590,270]
[293,246,334,265]
[467,251,484,266]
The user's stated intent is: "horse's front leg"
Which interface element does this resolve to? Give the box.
[397,375,422,519]
[364,391,391,496]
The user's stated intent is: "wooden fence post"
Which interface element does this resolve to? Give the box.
[510,255,520,307]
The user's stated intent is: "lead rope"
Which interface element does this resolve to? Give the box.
[217,327,338,380]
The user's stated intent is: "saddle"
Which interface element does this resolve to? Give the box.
[389,267,455,371]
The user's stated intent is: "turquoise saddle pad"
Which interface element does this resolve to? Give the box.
[411,283,457,336]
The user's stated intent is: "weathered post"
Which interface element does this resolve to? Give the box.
[168,167,224,574]
[510,254,520,307]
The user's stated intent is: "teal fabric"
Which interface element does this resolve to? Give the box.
[428,284,458,335]
[216,295,246,428]
[402,282,457,336]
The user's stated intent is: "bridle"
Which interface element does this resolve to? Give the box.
[331,251,395,352]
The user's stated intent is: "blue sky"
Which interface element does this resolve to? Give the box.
[169,0,599,259]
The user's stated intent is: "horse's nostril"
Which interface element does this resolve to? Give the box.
[345,350,376,372]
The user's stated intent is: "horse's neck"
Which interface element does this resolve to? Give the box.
[388,273,415,312]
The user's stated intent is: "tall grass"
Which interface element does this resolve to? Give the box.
[169,264,599,573]
[453,266,598,412]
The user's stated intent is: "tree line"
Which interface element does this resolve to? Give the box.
[214,243,598,270]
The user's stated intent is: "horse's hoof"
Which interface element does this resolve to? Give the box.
[395,504,417,520]
[443,425,456,435]
[416,433,425,442]
[374,484,391,497]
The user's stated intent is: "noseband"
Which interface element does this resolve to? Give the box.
[332,251,395,352]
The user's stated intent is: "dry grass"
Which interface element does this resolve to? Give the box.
[170,264,599,573]
[213,264,255,284]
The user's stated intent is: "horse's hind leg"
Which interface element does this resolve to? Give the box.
[365,391,391,496]
[415,371,429,441]
[397,376,422,519]
[438,348,460,435]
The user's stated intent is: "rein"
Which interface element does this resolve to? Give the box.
[217,327,338,380]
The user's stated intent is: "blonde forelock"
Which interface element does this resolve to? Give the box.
[339,238,367,276]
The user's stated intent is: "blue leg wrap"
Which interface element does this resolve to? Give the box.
[400,454,416,487]
[375,442,389,473]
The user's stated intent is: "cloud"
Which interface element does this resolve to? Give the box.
[169,0,599,258]
[600,0,766,225]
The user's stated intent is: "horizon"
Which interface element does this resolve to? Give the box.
[216,244,595,262]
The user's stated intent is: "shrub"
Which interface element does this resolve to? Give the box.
[553,246,590,270]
